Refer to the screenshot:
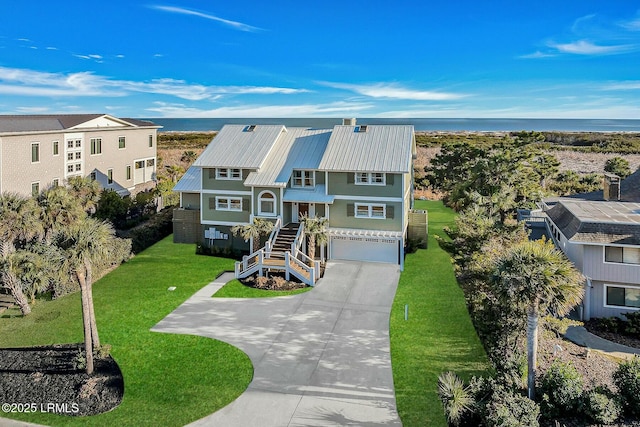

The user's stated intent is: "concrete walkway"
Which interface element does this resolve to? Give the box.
[565,325,640,360]
[152,260,402,427]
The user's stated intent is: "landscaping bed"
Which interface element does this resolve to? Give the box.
[240,273,308,291]
[0,343,123,417]
[584,319,640,349]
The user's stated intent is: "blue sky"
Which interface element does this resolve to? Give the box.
[0,1,639,118]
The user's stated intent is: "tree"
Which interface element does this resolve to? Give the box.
[604,156,632,179]
[300,214,329,262]
[180,150,198,164]
[490,239,584,400]
[165,165,185,183]
[231,218,274,253]
[66,176,101,213]
[95,189,131,228]
[55,218,126,374]
[37,185,86,242]
[0,193,44,315]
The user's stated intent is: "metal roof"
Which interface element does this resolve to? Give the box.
[547,200,640,245]
[283,185,335,203]
[244,127,332,187]
[192,124,286,169]
[0,114,158,133]
[318,125,414,173]
[173,166,201,192]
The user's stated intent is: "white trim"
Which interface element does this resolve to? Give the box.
[279,187,284,220]
[328,227,403,239]
[216,168,242,180]
[603,245,640,266]
[333,195,402,202]
[31,142,40,163]
[355,172,386,186]
[202,220,247,226]
[202,189,252,195]
[291,169,315,188]
[603,283,640,310]
[215,196,243,211]
[118,135,126,149]
[355,203,386,219]
[258,190,277,217]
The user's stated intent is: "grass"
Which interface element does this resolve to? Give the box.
[391,200,490,426]
[0,236,253,427]
[212,278,311,298]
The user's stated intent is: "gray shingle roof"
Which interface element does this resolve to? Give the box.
[192,124,286,169]
[244,127,332,187]
[0,114,158,133]
[318,125,415,173]
[547,200,640,245]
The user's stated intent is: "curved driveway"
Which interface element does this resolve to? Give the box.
[152,260,402,427]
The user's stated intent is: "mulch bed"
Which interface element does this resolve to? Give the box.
[583,320,640,350]
[0,343,123,417]
[241,273,309,291]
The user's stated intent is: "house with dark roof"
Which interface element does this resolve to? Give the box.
[545,198,640,319]
[173,120,418,283]
[0,114,159,197]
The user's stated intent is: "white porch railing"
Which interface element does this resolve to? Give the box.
[264,217,282,254]
[235,249,264,279]
[291,221,305,254]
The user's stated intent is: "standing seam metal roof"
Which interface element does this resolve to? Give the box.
[192,124,285,169]
[318,125,414,172]
[244,127,332,187]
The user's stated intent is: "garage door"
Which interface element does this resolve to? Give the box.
[331,236,398,264]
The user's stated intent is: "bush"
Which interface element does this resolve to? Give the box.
[437,371,475,426]
[539,360,583,419]
[613,356,640,417]
[583,386,621,425]
[116,207,173,254]
[604,156,632,179]
[482,383,539,427]
[622,311,640,337]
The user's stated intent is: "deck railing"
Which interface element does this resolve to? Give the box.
[265,217,282,254]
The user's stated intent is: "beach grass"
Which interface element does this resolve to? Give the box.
[390,200,490,426]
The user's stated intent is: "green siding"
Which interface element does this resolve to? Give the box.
[329,199,402,231]
[315,203,326,217]
[182,192,200,209]
[253,187,280,217]
[202,168,252,191]
[201,225,250,251]
[327,172,403,197]
[202,194,251,223]
[283,203,293,224]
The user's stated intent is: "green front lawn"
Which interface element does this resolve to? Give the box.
[0,237,253,427]
[212,279,312,298]
[391,200,490,426]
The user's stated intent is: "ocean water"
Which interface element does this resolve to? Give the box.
[141,117,640,132]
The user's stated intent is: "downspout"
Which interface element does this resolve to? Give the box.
[583,277,592,321]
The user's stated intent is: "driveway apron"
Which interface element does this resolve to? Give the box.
[152,260,402,427]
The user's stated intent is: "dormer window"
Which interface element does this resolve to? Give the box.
[216,168,242,180]
[292,170,314,188]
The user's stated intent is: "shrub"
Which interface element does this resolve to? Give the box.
[613,356,640,417]
[539,360,583,419]
[604,156,632,179]
[437,371,475,426]
[482,383,539,427]
[117,207,174,254]
[622,311,640,337]
[583,386,621,425]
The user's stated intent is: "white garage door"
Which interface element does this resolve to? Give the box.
[331,236,398,264]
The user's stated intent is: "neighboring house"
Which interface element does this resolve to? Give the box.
[545,197,640,320]
[173,119,417,282]
[0,114,159,197]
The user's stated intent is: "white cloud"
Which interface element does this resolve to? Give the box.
[146,101,374,118]
[0,66,308,100]
[548,40,633,55]
[601,81,640,90]
[150,5,263,32]
[319,82,466,101]
[519,51,556,59]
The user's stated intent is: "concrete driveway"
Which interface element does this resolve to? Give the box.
[152,260,402,427]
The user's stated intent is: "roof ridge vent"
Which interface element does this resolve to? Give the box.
[245,124,257,132]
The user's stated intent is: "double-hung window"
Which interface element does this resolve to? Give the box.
[53,141,59,155]
[355,172,385,185]
[90,138,102,155]
[354,203,386,219]
[215,197,242,211]
[118,136,126,149]
[216,168,242,180]
[292,170,314,188]
[31,143,40,163]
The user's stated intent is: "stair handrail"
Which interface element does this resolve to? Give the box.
[291,221,305,256]
[285,251,316,286]
[235,249,264,278]
[265,217,282,253]
[294,249,321,279]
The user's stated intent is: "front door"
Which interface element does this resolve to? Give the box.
[299,203,309,219]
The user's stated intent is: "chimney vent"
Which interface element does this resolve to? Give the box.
[342,118,356,126]
[603,173,620,201]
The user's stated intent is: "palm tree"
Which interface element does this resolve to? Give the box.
[181,150,198,164]
[37,185,86,242]
[231,218,274,253]
[490,238,584,400]
[66,176,101,213]
[165,165,185,183]
[300,214,329,262]
[0,193,44,315]
[56,218,121,374]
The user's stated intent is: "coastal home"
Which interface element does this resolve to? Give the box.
[173,119,417,283]
[545,196,640,320]
[0,114,159,197]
